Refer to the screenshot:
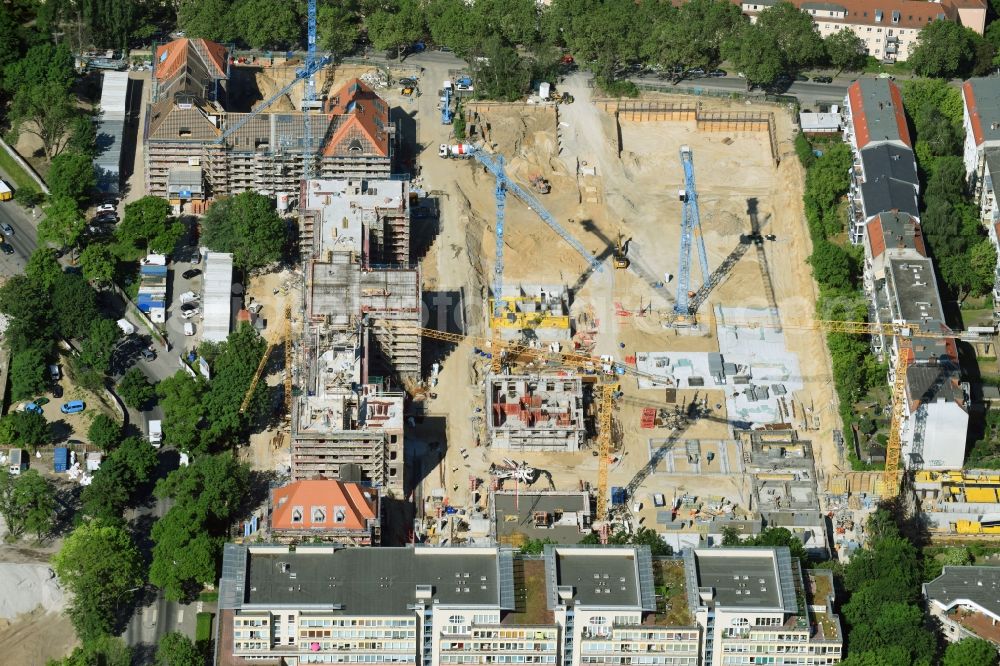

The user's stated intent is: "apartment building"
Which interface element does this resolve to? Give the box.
[684,548,843,666]
[925,565,1000,645]
[843,79,919,244]
[961,77,1000,309]
[487,375,586,451]
[291,178,420,493]
[216,543,843,666]
[269,479,381,545]
[739,0,986,62]
[144,37,393,203]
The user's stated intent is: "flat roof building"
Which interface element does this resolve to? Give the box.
[94,71,128,196]
[925,565,1000,645]
[201,251,233,342]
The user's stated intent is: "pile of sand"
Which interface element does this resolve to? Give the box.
[0,564,67,619]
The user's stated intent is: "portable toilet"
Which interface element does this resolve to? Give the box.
[539,81,551,99]
[54,447,69,472]
[8,448,25,475]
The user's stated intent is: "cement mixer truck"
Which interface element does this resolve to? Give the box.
[439,143,476,158]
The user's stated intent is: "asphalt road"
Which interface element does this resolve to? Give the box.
[0,189,39,276]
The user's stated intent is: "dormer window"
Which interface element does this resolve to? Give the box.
[875,9,883,22]
[311,506,326,523]
[892,10,900,23]
[333,506,347,523]
[291,506,304,523]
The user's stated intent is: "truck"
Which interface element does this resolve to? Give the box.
[148,419,162,448]
[117,318,136,336]
[439,143,475,158]
[0,180,11,201]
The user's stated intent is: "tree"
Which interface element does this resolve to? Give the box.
[150,508,220,600]
[649,0,742,78]
[52,521,145,640]
[156,453,250,526]
[82,436,157,520]
[2,42,74,94]
[0,411,52,452]
[156,631,202,666]
[471,35,532,101]
[908,20,977,79]
[66,113,97,158]
[318,3,360,56]
[365,0,426,59]
[970,239,997,297]
[809,240,855,290]
[25,248,63,292]
[755,1,825,72]
[8,81,77,159]
[824,29,866,74]
[12,470,55,540]
[88,414,123,451]
[115,196,182,259]
[49,635,131,666]
[9,348,48,401]
[157,371,207,454]
[519,537,558,554]
[79,242,117,285]
[201,191,286,270]
[48,151,97,206]
[722,22,783,90]
[118,368,156,410]
[177,0,238,43]
[39,196,85,250]
[52,272,100,341]
[427,0,484,57]
[79,317,120,374]
[0,6,23,73]
[943,637,998,666]
[200,324,268,449]
[236,0,301,49]
[472,0,539,46]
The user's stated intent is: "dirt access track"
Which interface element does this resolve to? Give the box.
[413,70,839,511]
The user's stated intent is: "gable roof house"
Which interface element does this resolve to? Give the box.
[269,478,381,545]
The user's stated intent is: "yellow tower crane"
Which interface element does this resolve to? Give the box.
[240,305,293,415]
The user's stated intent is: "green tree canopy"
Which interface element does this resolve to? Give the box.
[157,371,207,454]
[118,368,156,410]
[81,435,158,521]
[79,317,120,374]
[201,191,287,270]
[177,0,238,43]
[722,22,783,90]
[200,324,268,450]
[318,3,360,56]
[9,348,48,401]
[156,631,203,666]
[47,634,132,666]
[52,520,145,640]
[648,0,742,77]
[0,468,55,540]
[236,0,301,49]
[824,29,866,74]
[755,1,825,72]
[943,637,998,666]
[0,411,52,452]
[79,242,117,285]
[47,151,96,206]
[52,272,100,341]
[39,196,86,250]
[365,0,426,59]
[908,20,978,78]
[115,196,183,259]
[808,240,855,291]
[88,413,123,451]
[25,248,63,292]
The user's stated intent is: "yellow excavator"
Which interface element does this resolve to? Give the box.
[614,231,630,270]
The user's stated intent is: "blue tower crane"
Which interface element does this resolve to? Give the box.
[303,0,318,181]
[673,146,710,316]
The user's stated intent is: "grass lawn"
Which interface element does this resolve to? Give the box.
[198,591,219,603]
[0,146,40,193]
[196,612,214,643]
[503,559,551,625]
[652,560,694,626]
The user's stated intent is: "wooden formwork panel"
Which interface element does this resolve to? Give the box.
[696,112,770,132]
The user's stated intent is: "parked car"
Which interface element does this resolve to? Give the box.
[686,68,706,77]
[0,223,13,236]
[709,70,727,77]
[32,397,49,406]
[184,322,195,336]
[23,402,42,414]
[141,348,156,361]
[182,269,201,280]
[795,74,809,82]
[398,77,417,87]
[180,308,200,319]
[60,400,85,414]
[812,75,834,83]
[180,302,199,312]
[51,385,63,398]
[96,203,116,213]
[1,243,15,255]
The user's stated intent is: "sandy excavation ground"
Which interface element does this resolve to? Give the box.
[416,72,840,516]
[0,563,77,665]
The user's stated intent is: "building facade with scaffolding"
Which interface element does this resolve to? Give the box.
[290,178,420,494]
[144,37,394,204]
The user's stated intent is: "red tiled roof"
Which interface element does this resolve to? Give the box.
[271,479,377,531]
[155,38,227,82]
[964,81,986,147]
[322,78,390,158]
[738,0,957,30]
[848,80,911,150]
[867,217,886,258]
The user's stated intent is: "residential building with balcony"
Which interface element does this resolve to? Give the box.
[216,544,844,666]
[962,77,1000,200]
[738,0,986,62]
[683,547,843,666]
[925,566,1000,645]
[843,79,919,244]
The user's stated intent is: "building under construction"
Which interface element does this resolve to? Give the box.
[490,284,571,342]
[486,374,585,451]
[290,178,419,493]
[144,38,394,204]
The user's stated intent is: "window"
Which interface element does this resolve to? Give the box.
[333,506,347,523]
[589,617,608,626]
[291,506,304,523]
[311,506,327,523]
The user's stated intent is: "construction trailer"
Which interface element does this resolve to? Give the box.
[202,251,234,343]
[487,374,586,451]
